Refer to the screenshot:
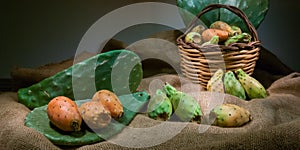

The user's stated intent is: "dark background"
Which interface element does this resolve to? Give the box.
[2,0,300,79]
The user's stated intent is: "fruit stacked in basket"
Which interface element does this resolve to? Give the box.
[177,4,264,89]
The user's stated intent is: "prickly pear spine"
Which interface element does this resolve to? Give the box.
[207,69,225,93]
[235,69,267,99]
[147,89,173,121]
[223,71,246,100]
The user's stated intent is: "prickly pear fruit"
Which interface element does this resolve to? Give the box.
[201,35,219,46]
[210,104,251,127]
[223,71,246,100]
[225,33,252,46]
[164,83,202,123]
[185,32,202,44]
[92,90,124,119]
[210,21,238,36]
[47,96,82,132]
[207,69,225,93]
[231,26,242,36]
[235,69,267,99]
[191,24,206,34]
[147,89,173,121]
[201,29,229,42]
[79,101,111,129]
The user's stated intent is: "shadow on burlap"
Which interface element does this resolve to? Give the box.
[1,72,300,149]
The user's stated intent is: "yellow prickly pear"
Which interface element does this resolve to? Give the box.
[235,69,267,99]
[210,104,251,127]
[207,69,224,93]
[223,71,246,100]
[191,24,206,34]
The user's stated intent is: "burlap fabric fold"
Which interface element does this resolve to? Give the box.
[1,72,300,149]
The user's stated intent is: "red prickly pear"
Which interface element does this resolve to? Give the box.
[47,96,82,132]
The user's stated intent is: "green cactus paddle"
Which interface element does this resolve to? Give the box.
[177,0,269,32]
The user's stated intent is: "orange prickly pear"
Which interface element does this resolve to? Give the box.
[47,96,82,132]
[210,21,232,34]
[92,90,124,119]
[79,101,111,129]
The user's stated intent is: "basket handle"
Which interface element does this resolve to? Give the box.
[184,4,259,41]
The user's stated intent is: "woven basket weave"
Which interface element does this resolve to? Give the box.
[177,4,261,89]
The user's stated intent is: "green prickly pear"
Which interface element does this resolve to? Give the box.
[207,69,224,93]
[223,71,246,100]
[185,32,202,44]
[210,104,251,127]
[201,35,219,46]
[147,89,173,121]
[164,83,202,123]
[235,69,267,99]
[230,26,242,36]
[224,33,252,46]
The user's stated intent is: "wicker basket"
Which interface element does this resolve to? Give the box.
[177,4,261,89]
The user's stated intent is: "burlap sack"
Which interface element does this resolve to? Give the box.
[3,30,299,149]
[1,72,300,149]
